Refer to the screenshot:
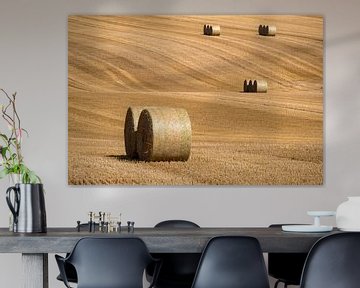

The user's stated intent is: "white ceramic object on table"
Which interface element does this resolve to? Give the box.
[282,211,336,233]
[282,225,333,232]
[336,197,360,231]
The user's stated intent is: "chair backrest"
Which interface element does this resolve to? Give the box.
[67,237,154,288]
[268,224,308,285]
[155,220,200,228]
[152,220,201,284]
[191,236,270,288]
[300,232,360,288]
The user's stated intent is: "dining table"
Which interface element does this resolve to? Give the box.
[0,226,339,288]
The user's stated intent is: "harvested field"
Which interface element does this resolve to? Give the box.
[68,15,323,185]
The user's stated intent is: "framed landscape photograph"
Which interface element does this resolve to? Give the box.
[68,15,323,185]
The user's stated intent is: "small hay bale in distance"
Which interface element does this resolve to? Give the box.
[258,25,276,36]
[243,80,249,92]
[203,24,209,35]
[124,106,144,159]
[243,79,268,93]
[243,80,254,92]
[210,25,221,36]
[267,25,277,36]
[137,107,192,162]
[203,24,221,36]
[254,80,268,93]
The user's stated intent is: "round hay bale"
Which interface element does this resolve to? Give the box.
[243,80,249,92]
[137,107,192,162]
[254,80,268,93]
[258,25,265,35]
[266,25,276,36]
[210,25,221,36]
[124,106,143,159]
[203,24,208,35]
[248,80,254,92]
[259,24,276,36]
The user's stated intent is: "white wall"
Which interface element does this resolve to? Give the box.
[0,0,360,287]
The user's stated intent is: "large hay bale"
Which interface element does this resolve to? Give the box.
[124,106,143,159]
[137,107,192,162]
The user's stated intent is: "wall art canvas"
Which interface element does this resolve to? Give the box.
[68,15,323,185]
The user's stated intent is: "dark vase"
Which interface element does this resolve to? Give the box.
[6,183,47,233]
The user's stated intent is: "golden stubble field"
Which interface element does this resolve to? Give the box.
[68,15,323,185]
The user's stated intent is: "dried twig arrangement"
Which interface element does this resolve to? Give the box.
[0,89,41,183]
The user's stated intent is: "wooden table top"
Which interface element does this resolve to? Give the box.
[0,227,339,253]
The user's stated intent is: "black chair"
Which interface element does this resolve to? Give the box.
[268,224,308,288]
[300,232,360,288]
[56,223,99,284]
[147,220,201,288]
[56,262,77,284]
[191,236,270,288]
[55,237,160,288]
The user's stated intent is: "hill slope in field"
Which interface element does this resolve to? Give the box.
[68,15,323,185]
